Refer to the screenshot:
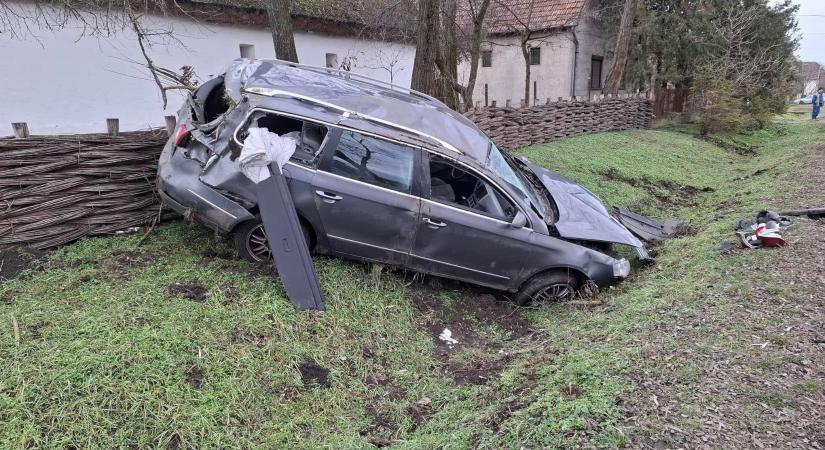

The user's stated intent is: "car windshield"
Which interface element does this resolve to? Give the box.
[486,144,547,217]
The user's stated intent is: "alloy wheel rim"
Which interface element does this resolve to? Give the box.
[532,283,573,303]
[246,225,271,261]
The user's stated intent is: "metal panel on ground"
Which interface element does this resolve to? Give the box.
[256,163,325,310]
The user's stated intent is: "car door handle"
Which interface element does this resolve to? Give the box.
[315,190,343,203]
[423,217,447,229]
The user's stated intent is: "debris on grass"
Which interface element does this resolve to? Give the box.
[438,328,458,347]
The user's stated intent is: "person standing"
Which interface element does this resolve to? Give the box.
[813,88,824,120]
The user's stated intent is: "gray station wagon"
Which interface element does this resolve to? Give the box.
[157,59,648,305]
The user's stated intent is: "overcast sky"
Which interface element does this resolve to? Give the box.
[771,0,825,64]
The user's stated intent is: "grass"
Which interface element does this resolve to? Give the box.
[1,120,824,449]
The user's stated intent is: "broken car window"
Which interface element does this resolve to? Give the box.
[328,131,415,194]
[487,144,547,217]
[234,112,327,167]
[428,154,516,221]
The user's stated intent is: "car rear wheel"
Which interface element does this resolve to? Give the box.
[233,218,312,263]
[513,270,581,306]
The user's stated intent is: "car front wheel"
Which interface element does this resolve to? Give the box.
[513,270,581,306]
[233,218,312,263]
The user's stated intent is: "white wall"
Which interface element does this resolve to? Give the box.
[459,33,576,107]
[572,9,611,99]
[0,2,415,134]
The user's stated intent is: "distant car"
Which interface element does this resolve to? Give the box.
[796,97,813,105]
[157,59,648,305]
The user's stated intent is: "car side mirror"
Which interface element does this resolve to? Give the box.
[510,211,527,228]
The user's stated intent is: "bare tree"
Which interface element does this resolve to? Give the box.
[459,0,493,109]
[492,0,540,105]
[267,0,299,62]
[412,0,463,109]
[603,0,636,94]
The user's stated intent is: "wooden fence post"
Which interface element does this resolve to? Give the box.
[491,100,497,107]
[164,115,177,136]
[505,99,511,108]
[106,118,119,137]
[11,122,30,139]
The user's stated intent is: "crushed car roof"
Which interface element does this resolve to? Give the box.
[225,59,492,161]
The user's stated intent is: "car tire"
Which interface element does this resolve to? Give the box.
[513,270,581,306]
[233,218,312,263]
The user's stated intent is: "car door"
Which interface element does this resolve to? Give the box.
[313,130,422,265]
[408,152,533,290]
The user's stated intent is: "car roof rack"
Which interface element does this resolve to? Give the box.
[242,86,463,155]
[261,59,442,104]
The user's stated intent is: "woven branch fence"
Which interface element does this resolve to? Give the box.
[0,130,169,250]
[1,98,653,250]
[465,96,654,151]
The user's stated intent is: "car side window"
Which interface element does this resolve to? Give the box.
[428,154,517,221]
[327,131,415,194]
[233,112,327,168]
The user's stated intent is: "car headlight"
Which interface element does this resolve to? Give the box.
[612,258,630,278]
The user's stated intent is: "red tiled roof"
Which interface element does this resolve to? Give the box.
[483,0,586,34]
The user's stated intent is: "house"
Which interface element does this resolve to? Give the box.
[0,0,416,134]
[459,0,612,107]
[798,61,822,98]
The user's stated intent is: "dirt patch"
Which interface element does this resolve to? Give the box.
[408,281,535,385]
[108,250,161,278]
[360,405,396,447]
[406,398,433,432]
[168,433,182,450]
[486,371,539,434]
[698,134,757,155]
[0,247,47,281]
[365,372,405,401]
[185,367,204,389]
[298,361,330,388]
[602,168,714,206]
[166,281,207,303]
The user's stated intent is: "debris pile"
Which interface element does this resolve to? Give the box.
[733,211,793,249]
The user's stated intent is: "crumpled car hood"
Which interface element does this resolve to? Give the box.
[518,157,645,250]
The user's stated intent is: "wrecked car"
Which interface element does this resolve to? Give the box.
[157,59,648,305]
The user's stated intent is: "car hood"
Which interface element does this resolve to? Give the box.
[517,157,645,250]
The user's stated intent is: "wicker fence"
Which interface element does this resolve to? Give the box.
[0,130,168,250]
[1,97,654,250]
[465,95,654,151]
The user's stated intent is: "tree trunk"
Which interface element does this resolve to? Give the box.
[521,33,531,106]
[267,0,298,63]
[463,0,492,110]
[411,0,442,99]
[603,0,636,95]
[440,0,460,109]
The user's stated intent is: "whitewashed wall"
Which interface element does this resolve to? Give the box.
[0,2,415,134]
[459,32,577,108]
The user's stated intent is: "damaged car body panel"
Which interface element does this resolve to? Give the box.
[157,59,647,304]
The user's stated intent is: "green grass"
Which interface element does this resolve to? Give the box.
[1,120,823,449]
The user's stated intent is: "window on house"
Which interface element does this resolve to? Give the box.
[590,56,603,90]
[325,53,339,68]
[239,44,255,59]
[529,47,541,65]
[481,50,492,68]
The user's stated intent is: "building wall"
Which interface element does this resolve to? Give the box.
[459,33,576,107]
[572,10,612,99]
[0,2,415,134]
[459,0,612,107]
